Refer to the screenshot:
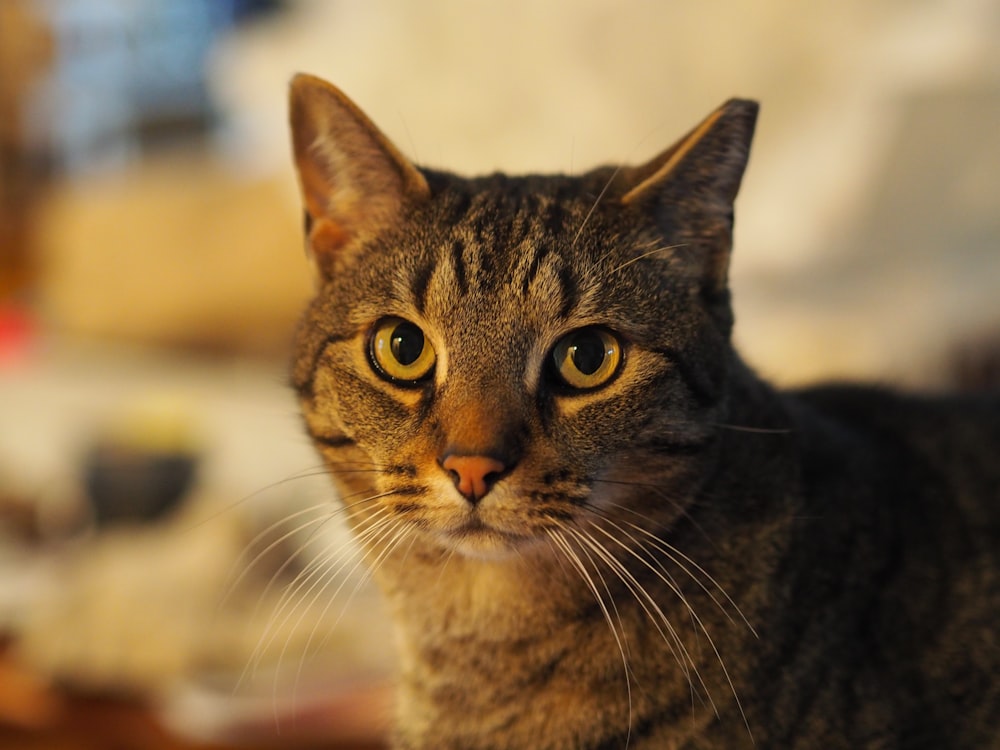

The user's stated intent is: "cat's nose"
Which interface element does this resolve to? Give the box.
[441,454,506,504]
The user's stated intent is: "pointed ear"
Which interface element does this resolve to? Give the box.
[622,98,758,208]
[289,74,430,275]
[621,99,758,302]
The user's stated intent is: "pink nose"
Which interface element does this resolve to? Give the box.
[441,454,506,503]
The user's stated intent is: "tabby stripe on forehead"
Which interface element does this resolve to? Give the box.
[541,198,568,236]
[556,264,577,319]
[519,244,577,318]
[411,259,435,314]
[450,238,469,296]
[521,244,552,296]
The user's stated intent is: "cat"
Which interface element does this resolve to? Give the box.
[287,73,1000,749]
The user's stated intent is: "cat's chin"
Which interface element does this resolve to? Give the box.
[432,519,535,561]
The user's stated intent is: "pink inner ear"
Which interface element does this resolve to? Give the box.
[295,146,336,223]
[309,218,351,256]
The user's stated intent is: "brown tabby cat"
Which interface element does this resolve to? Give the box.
[287,73,1000,749]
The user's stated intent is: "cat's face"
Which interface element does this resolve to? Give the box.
[290,75,757,560]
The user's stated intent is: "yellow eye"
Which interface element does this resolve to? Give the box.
[551,328,622,390]
[370,317,436,383]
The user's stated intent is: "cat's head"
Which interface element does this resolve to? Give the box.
[289,74,757,560]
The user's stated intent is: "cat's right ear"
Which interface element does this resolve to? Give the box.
[289,74,430,276]
[618,98,758,316]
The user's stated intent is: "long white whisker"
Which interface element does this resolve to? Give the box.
[264,505,394,638]
[268,513,405,730]
[709,422,792,435]
[587,512,719,665]
[571,524,692,664]
[290,516,411,709]
[618,519,758,638]
[299,513,410,659]
[584,521,753,740]
[221,502,340,609]
[596,491,719,557]
[181,461,386,531]
[239,504,395,687]
[572,166,622,248]
[241,489,387,624]
[565,525,705,716]
[547,528,633,745]
[609,243,686,275]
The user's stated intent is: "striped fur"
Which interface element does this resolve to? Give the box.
[288,74,1000,749]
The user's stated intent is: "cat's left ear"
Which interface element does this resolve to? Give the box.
[621,98,758,295]
[289,74,430,276]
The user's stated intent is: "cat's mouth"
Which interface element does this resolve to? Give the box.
[435,514,534,559]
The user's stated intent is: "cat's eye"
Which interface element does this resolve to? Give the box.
[370,317,436,384]
[550,328,622,390]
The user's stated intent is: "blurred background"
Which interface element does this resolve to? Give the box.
[0,0,998,747]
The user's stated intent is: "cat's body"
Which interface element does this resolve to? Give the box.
[288,74,1000,748]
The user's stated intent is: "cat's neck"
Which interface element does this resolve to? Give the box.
[375,537,586,640]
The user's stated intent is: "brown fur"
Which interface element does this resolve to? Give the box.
[288,74,1000,749]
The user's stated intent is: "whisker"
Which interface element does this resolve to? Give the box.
[595,234,660,267]
[270,514,406,730]
[578,519,696,647]
[285,513,415,710]
[582,520,753,740]
[240,487,387,623]
[266,503,393,627]
[179,459,389,535]
[593,484,717,550]
[564,525,704,714]
[609,243,687,275]
[709,422,792,435]
[240,503,395,687]
[221,502,340,610]
[547,528,634,745]
[572,166,622,248]
[617,519,757,638]
[300,515,413,668]
[290,516,411,708]
[586,502,751,635]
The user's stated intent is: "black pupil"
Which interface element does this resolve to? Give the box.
[571,334,606,375]
[390,323,425,366]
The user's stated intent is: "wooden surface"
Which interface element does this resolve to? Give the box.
[0,642,388,750]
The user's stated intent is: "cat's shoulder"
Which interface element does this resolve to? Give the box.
[787,382,1000,508]
[791,381,1000,433]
